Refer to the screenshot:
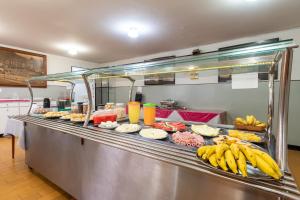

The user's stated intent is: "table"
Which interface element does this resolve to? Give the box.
[4,118,25,159]
[156,108,227,124]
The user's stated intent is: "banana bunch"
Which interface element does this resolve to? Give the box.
[228,130,262,143]
[197,143,282,180]
[235,115,266,128]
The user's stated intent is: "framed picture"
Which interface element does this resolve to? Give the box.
[0,47,47,87]
[218,64,278,83]
[217,38,280,83]
[144,73,175,85]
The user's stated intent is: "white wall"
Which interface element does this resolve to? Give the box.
[0,43,100,73]
[100,27,300,87]
[46,54,99,74]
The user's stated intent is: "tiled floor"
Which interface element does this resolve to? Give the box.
[0,137,71,200]
[0,136,299,199]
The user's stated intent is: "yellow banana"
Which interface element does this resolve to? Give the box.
[246,115,252,125]
[237,151,248,177]
[251,148,282,178]
[208,153,219,168]
[229,130,261,143]
[225,150,238,174]
[202,145,216,160]
[256,154,280,180]
[197,146,208,157]
[217,156,228,171]
[202,152,208,160]
[216,143,229,159]
[255,120,261,125]
[230,143,240,160]
[251,115,256,126]
[238,144,256,167]
[202,146,210,160]
[256,123,266,128]
[235,117,244,122]
[235,117,247,125]
[206,145,216,158]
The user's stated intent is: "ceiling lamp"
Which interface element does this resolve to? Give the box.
[227,0,257,3]
[68,48,78,56]
[113,20,154,39]
[56,43,88,56]
[127,27,139,38]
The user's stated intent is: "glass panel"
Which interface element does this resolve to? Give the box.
[28,40,295,81]
[29,70,87,81]
[85,40,294,79]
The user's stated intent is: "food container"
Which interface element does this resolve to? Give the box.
[143,103,156,126]
[43,98,51,108]
[128,102,140,124]
[33,106,49,114]
[93,109,117,126]
[71,103,79,113]
[57,100,66,111]
[115,103,126,120]
[234,123,266,132]
[83,103,89,114]
[104,102,115,110]
[160,99,177,108]
[64,98,71,108]
[77,102,84,113]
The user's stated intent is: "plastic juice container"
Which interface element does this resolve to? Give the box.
[105,114,117,122]
[128,102,140,124]
[143,103,156,126]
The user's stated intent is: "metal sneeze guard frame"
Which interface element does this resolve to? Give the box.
[26,70,88,115]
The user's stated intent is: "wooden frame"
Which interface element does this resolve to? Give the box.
[0,46,47,88]
[144,73,175,85]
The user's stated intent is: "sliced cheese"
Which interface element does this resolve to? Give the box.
[191,124,220,137]
[139,129,168,140]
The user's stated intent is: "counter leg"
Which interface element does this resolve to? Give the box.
[11,134,15,159]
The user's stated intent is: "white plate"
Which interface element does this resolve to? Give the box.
[60,116,71,120]
[139,128,168,140]
[99,122,119,129]
[115,124,141,133]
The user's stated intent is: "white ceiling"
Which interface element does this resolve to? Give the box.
[0,0,300,63]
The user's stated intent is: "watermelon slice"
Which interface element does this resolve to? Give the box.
[153,122,186,132]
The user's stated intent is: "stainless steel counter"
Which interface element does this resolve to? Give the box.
[14,115,300,200]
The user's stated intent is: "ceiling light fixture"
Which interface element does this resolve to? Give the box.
[227,0,257,3]
[56,43,88,56]
[68,48,78,56]
[127,27,139,38]
[113,20,154,39]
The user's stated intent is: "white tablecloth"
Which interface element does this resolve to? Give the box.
[4,118,25,149]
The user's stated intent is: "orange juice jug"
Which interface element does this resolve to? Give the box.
[143,103,156,126]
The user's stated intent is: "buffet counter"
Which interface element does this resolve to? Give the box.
[13,115,300,200]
